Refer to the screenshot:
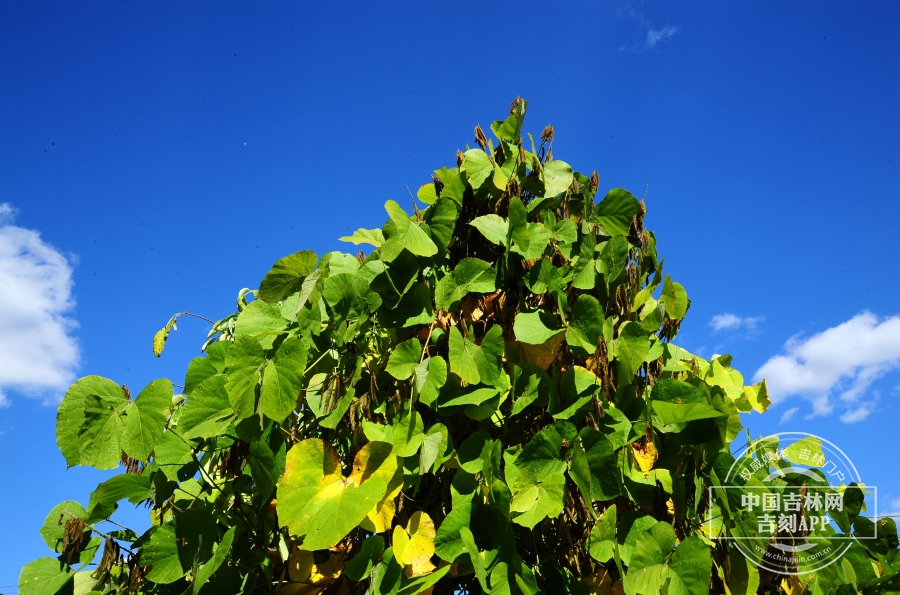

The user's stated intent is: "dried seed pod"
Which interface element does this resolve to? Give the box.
[540,124,554,144]
[474,125,488,150]
[591,171,599,192]
[456,149,464,167]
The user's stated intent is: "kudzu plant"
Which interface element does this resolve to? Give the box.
[21,100,900,595]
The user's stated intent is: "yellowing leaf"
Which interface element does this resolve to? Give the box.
[629,439,658,473]
[153,327,169,357]
[277,439,388,551]
[515,332,564,369]
[288,548,314,583]
[743,380,770,413]
[351,442,403,533]
[394,511,437,575]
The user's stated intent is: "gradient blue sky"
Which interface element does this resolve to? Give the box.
[1,1,898,588]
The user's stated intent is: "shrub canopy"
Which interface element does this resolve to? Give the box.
[21,100,900,595]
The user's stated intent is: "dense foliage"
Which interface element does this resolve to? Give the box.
[21,100,900,595]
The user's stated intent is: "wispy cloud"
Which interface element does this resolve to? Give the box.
[0,204,79,404]
[779,407,799,424]
[619,3,679,51]
[646,26,679,49]
[709,313,764,332]
[754,312,900,423]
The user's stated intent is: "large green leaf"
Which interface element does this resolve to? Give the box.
[514,310,564,345]
[56,376,117,468]
[595,188,641,236]
[566,294,604,353]
[448,326,480,385]
[541,160,573,197]
[386,338,422,380]
[18,558,74,595]
[258,250,318,303]
[260,336,306,422]
[142,508,217,584]
[179,375,235,440]
[461,149,493,189]
[662,275,689,319]
[381,200,438,259]
[224,336,265,420]
[121,378,171,461]
[470,214,508,246]
[39,501,87,552]
[78,391,128,470]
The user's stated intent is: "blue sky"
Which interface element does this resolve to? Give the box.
[1,0,898,587]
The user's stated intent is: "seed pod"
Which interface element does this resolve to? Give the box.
[474,125,488,150]
[540,124,554,144]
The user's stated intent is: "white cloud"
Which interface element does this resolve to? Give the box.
[0,204,79,404]
[646,26,679,48]
[754,312,900,422]
[779,407,798,424]
[709,313,764,332]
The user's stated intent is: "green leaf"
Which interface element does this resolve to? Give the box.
[78,391,128,470]
[449,326,480,385]
[669,536,713,595]
[662,275,689,319]
[470,214,508,246]
[248,440,278,499]
[184,357,218,396]
[381,200,438,259]
[121,379,172,462]
[457,431,492,474]
[18,558,74,595]
[491,100,527,142]
[514,310,564,345]
[541,160,573,197]
[234,299,288,343]
[452,258,496,294]
[39,501,87,552]
[595,188,641,236]
[422,198,458,252]
[340,227,385,247]
[345,535,385,581]
[588,504,617,562]
[154,430,194,482]
[224,336,265,420]
[193,527,236,594]
[566,294,604,353]
[416,183,438,204]
[392,410,425,457]
[260,336,306,422]
[56,376,124,469]
[386,338,422,380]
[525,259,562,295]
[461,149,493,190]
[258,250,318,303]
[179,375,235,440]
[89,474,152,510]
[460,527,488,591]
[579,428,622,501]
[142,508,217,584]
[414,356,447,407]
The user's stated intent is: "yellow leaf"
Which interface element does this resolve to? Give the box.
[394,512,436,575]
[743,380,770,413]
[152,327,169,357]
[516,333,564,369]
[629,438,658,473]
[288,548,314,583]
[352,442,403,533]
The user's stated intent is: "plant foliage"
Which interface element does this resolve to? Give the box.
[21,100,900,595]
